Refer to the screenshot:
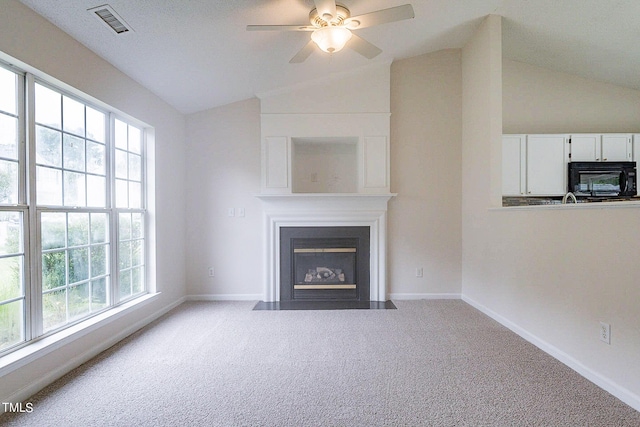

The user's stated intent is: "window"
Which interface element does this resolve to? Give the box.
[0,61,148,353]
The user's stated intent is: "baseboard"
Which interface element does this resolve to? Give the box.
[3,296,186,406]
[462,295,640,413]
[389,293,461,300]
[186,294,262,301]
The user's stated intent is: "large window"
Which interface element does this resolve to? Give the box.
[0,62,148,353]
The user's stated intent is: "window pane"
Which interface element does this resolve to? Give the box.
[0,67,17,115]
[129,182,141,208]
[86,107,105,143]
[131,267,143,294]
[0,300,24,351]
[90,213,108,244]
[36,125,62,167]
[86,141,105,175]
[41,213,66,250]
[115,149,127,179]
[68,282,90,320]
[68,213,89,247]
[131,213,143,239]
[0,114,18,160]
[63,134,85,172]
[68,247,88,284]
[119,213,131,240]
[129,153,141,181]
[131,240,143,267]
[35,84,61,129]
[91,244,107,277]
[0,212,22,255]
[128,125,141,154]
[115,119,127,149]
[86,175,106,208]
[37,166,62,206]
[63,170,86,207]
[0,159,18,204]
[119,241,131,270]
[91,278,108,308]
[0,256,22,300]
[42,251,66,290]
[43,289,66,332]
[62,96,85,137]
[116,179,128,208]
[119,270,131,299]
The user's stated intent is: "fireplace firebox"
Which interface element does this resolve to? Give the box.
[280,227,370,301]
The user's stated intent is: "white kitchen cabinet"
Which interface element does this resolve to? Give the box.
[502,135,526,196]
[570,133,632,161]
[502,134,568,196]
[601,134,632,161]
[569,134,600,161]
[634,134,640,162]
[526,135,568,196]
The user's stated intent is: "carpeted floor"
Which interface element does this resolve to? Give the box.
[2,300,639,426]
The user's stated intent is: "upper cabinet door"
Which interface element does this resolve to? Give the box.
[526,135,568,196]
[570,134,600,161]
[601,134,632,161]
[502,135,526,196]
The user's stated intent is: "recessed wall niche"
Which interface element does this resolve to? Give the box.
[292,137,358,193]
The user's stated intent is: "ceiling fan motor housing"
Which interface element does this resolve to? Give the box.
[309,4,350,27]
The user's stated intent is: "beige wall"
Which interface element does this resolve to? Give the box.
[185,98,262,298]
[184,53,465,300]
[503,58,640,134]
[0,0,187,403]
[389,50,463,297]
[462,16,640,409]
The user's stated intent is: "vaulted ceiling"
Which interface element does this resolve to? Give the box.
[17,0,640,114]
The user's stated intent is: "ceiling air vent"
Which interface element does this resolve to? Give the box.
[88,4,133,34]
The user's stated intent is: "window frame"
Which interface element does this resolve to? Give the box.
[0,62,150,355]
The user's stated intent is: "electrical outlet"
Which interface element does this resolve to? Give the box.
[416,268,423,278]
[208,267,215,277]
[599,322,610,344]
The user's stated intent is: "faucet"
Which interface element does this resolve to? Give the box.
[562,192,577,204]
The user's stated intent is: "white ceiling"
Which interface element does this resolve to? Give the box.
[17,0,640,114]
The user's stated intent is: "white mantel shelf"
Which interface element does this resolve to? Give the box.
[256,193,396,203]
[256,193,396,302]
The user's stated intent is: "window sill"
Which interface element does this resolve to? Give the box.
[0,292,160,377]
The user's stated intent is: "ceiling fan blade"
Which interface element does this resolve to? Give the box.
[346,4,415,30]
[247,25,315,31]
[314,0,337,21]
[290,40,316,63]
[347,34,382,59]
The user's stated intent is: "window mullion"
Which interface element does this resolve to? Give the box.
[25,72,43,339]
[108,113,118,307]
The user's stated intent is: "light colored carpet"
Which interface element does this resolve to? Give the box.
[2,300,639,426]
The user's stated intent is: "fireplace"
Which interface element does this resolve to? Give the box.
[256,193,393,302]
[280,227,370,301]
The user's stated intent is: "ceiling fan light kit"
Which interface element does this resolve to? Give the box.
[247,1,414,63]
[311,26,352,53]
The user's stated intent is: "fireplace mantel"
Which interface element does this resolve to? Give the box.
[256,193,395,302]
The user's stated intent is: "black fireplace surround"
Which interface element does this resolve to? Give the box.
[280,226,370,302]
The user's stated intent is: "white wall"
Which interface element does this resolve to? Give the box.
[462,15,640,410]
[389,50,462,298]
[0,0,186,403]
[185,98,262,299]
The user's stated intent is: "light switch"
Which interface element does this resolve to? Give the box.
[228,208,235,217]
[237,208,245,217]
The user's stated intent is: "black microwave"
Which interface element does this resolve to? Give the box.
[568,161,637,197]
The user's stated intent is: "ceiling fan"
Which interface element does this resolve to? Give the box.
[247,1,415,63]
